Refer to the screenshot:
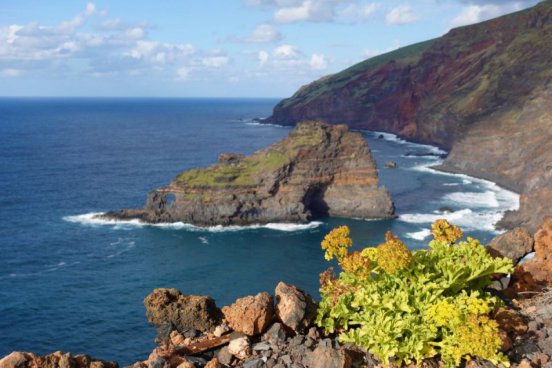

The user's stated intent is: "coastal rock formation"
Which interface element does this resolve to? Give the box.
[221,293,274,336]
[274,282,317,334]
[144,288,221,334]
[0,351,117,368]
[487,228,534,265]
[266,0,552,232]
[511,217,552,292]
[103,121,394,226]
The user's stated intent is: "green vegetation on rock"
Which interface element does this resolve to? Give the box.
[316,220,513,367]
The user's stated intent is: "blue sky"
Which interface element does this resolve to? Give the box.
[0,0,541,97]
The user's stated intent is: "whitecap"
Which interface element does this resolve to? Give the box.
[368,131,447,155]
[199,236,209,244]
[443,191,500,208]
[399,208,506,232]
[405,229,432,240]
[64,212,323,233]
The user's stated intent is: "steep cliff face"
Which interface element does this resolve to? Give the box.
[267,0,552,231]
[104,122,394,226]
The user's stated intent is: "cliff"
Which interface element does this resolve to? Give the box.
[103,121,394,226]
[266,0,552,232]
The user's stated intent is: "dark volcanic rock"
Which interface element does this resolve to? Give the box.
[487,227,534,265]
[266,1,552,231]
[144,288,221,333]
[103,121,394,226]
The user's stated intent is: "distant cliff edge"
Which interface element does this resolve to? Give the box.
[266,0,552,232]
[103,121,394,226]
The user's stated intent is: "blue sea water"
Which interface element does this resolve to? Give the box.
[0,98,518,364]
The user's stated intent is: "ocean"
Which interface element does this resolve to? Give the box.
[0,98,518,364]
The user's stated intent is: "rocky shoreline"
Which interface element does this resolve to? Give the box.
[264,0,552,233]
[3,217,552,368]
[102,122,394,227]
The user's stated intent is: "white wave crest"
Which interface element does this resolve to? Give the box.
[369,131,447,155]
[399,208,506,232]
[405,229,432,240]
[63,212,323,232]
[444,191,500,208]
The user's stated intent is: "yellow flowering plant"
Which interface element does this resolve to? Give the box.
[316,220,513,367]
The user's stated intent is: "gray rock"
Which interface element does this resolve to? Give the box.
[253,342,272,351]
[148,358,166,368]
[280,355,292,366]
[217,346,233,366]
[289,335,305,348]
[264,323,287,342]
[244,359,264,368]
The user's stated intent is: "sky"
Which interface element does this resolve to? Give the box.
[0,0,541,97]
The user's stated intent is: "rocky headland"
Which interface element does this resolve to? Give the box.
[265,0,552,232]
[103,121,394,226]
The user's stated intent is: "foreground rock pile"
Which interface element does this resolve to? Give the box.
[3,218,552,368]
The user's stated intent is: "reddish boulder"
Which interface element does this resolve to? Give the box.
[222,292,274,336]
[144,288,221,333]
[511,217,552,292]
[487,228,534,265]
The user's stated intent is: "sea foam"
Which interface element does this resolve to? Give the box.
[63,212,323,232]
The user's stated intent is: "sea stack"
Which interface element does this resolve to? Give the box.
[103,121,394,226]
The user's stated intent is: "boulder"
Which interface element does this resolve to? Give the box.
[144,288,221,333]
[228,336,251,360]
[511,217,552,292]
[0,352,27,368]
[222,292,274,336]
[487,228,534,265]
[304,346,352,368]
[275,282,318,333]
[384,161,398,169]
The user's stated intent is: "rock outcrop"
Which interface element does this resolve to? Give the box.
[103,121,394,226]
[266,0,552,232]
[511,217,552,292]
[0,351,117,368]
[144,288,221,334]
[221,293,274,336]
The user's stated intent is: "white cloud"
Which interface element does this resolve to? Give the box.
[85,3,97,16]
[246,24,282,43]
[449,3,526,28]
[99,18,126,30]
[202,55,229,68]
[258,50,269,66]
[274,44,299,58]
[339,2,380,22]
[385,4,418,25]
[176,67,190,81]
[0,68,23,77]
[309,53,327,70]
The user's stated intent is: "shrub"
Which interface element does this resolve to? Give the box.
[316,220,513,367]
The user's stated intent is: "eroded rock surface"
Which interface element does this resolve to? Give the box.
[103,122,394,226]
[274,282,317,333]
[144,288,221,333]
[222,293,274,336]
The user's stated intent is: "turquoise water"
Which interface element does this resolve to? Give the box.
[0,98,518,364]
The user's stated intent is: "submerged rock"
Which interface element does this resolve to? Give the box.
[103,121,394,226]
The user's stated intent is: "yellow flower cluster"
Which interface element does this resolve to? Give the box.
[445,315,503,366]
[339,251,371,278]
[321,225,353,261]
[431,219,463,243]
[376,231,412,274]
[424,300,462,330]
